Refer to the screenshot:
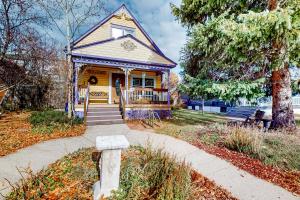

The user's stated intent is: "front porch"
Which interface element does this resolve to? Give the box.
[74,65,171,120]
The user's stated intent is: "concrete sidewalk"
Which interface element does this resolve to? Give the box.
[0,124,298,200]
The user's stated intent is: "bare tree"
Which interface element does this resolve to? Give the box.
[36,0,107,118]
[0,0,44,62]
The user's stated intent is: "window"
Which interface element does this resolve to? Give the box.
[145,78,154,88]
[132,78,142,87]
[112,26,135,38]
[112,27,123,38]
[132,77,155,88]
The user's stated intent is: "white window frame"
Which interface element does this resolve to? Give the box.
[130,75,156,89]
[111,24,136,38]
[132,77,143,88]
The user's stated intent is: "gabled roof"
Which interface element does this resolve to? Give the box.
[72,35,176,68]
[72,4,165,56]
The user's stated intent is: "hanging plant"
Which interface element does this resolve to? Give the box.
[88,76,98,85]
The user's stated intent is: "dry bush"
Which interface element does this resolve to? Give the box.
[111,145,192,200]
[224,127,262,156]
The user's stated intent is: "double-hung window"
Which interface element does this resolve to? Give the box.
[112,25,135,38]
[145,78,154,88]
[132,77,155,88]
[132,78,142,87]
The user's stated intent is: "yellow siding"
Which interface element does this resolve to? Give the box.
[78,67,109,93]
[75,16,153,48]
[156,75,161,88]
[73,37,173,65]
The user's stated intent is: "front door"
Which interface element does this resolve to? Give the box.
[112,73,125,104]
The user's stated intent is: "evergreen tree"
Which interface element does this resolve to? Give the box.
[172,0,299,129]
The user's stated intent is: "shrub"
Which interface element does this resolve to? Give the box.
[29,110,82,127]
[111,146,192,200]
[224,127,261,156]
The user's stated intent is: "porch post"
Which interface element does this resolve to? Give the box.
[125,68,129,104]
[109,72,112,104]
[120,67,133,105]
[74,63,79,105]
[167,70,171,106]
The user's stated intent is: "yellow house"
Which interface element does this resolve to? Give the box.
[71,4,176,123]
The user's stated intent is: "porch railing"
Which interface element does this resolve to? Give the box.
[128,88,168,104]
[83,83,90,124]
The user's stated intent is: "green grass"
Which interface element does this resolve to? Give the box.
[260,135,300,170]
[29,110,83,134]
[155,109,227,143]
[171,109,227,126]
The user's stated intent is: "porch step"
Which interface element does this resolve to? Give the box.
[86,104,123,126]
[87,111,121,116]
[86,115,122,121]
[88,107,119,112]
[86,119,124,126]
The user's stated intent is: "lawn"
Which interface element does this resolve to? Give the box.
[0,111,85,156]
[154,109,227,143]
[128,109,300,195]
[6,146,236,200]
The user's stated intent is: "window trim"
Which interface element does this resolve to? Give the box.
[111,24,136,38]
[144,78,155,88]
[130,75,156,88]
[132,77,143,87]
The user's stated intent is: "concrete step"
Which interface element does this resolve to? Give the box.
[87,115,122,121]
[88,107,119,112]
[87,111,121,116]
[86,119,124,126]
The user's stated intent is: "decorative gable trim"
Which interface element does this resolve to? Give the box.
[72,34,177,66]
[71,4,165,58]
[72,54,174,70]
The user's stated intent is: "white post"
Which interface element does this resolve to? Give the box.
[125,68,129,104]
[93,135,129,200]
[108,72,112,104]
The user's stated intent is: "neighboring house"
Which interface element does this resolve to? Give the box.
[71,4,176,122]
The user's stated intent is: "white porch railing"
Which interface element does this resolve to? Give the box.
[128,88,168,104]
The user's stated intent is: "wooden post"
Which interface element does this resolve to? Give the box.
[167,70,171,107]
[74,63,79,105]
[125,68,129,104]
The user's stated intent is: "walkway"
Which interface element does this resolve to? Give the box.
[0,124,298,200]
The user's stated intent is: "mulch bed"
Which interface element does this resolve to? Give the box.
[0,112,86,157]
[193,142,300,196]
[191,170,237,200]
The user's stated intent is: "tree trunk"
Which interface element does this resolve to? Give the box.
[268,0,296,130]
[67,55,73,118]
[271,64,296,129]
[66,3,73,119]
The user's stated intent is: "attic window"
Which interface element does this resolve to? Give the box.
[111,25,135,38]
